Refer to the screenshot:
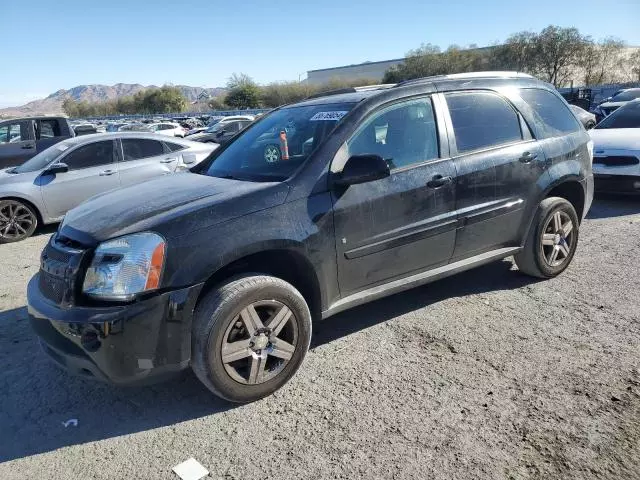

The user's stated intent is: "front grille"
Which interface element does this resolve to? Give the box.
[42,242,72,264]
[38,270,66,304]
[593,155,639,167]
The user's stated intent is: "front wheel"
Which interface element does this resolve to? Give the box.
[514,197,579,278]
[0,199,38,244]
[191,274,312,403]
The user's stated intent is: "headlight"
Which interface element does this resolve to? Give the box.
[82,232,166,300]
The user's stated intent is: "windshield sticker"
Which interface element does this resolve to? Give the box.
[309,111,349,122]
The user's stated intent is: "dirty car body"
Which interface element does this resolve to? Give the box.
[28,73,594,399]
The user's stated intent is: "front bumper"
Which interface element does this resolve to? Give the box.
[28,274,204,385]
[594,174,640,195]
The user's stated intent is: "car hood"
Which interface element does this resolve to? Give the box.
[60,172,289,245]
[589,128,640,151]
[0,168,40,185]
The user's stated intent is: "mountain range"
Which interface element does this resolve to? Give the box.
[0,84,227,117]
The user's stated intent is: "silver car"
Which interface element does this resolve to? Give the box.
[0,132,216,243]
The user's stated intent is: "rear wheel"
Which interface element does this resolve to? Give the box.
[192,274,312,403]
[0,199,38,243]
[514,197,579,278]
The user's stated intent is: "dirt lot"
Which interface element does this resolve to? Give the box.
[0,196,639,480]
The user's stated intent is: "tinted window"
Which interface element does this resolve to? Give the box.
[347,98,439,170]
[122,138,165,160]
[165,141,186,152]
[63,141,114,170]
[595,101,640,129]
[446,92,522,153]
[519,88,581,137]
[38,119,60,139]
[0,124,22,144]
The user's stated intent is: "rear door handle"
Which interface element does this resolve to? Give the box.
[21,143,35,149]
[160,158,176,163]
[519,151,538,163]
[427,174,452,188]
[99,169,116,176]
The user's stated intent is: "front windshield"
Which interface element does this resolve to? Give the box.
[610,90,640,102]
[13,142,69,173]
[205,102,355,181]
[595,101,640,129]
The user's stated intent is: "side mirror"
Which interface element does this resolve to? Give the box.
[44,162,69,175]
[334,154,390,187]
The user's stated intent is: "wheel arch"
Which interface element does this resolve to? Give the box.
[0,195,44,226]
[543,178,586,222]
[196,246,323,321]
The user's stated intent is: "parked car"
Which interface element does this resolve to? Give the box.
[149,122,186,137]
[27,72,593,403]
[589,99,640,194]
[0,133,215,243]
[0,117,75,169]
[190,119,253,144]
[592,88,640,121]
[73,123,98,136]
[569,104,596,129]
[118,123,152,132]
[207,115,255,127]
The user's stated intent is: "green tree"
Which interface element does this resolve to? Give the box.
[225,84,261,109]
[489,32,538,72]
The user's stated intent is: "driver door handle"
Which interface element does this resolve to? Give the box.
[519,151,538,163]
[99,169,116,176]
[427,174,452,188]
[160,158,176,163]
[21,143,35,149]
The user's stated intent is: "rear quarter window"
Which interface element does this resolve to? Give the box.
[519,88,582,138]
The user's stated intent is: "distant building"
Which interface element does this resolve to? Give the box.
[307,58,405,85]
[307,46,640,87]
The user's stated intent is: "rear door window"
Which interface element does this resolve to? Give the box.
[122,138,165,160]
[519,88,581,137]
[62,141,114,170]
[38,119,61,139]
[165,141,186,152]
[445,91,523,154]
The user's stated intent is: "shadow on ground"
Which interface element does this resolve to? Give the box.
[0,259,536,462]
[3,194,635,462]
[587,194,640,219]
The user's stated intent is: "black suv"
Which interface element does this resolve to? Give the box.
[28,72,594,403]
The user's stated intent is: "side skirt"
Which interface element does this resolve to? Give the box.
[321,247,522,319]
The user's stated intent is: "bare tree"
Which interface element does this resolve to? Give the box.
[490,31,537,72]
[580,38,627,85]
[533,26,590,87]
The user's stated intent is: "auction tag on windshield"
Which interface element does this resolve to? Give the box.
[309,111,349,121]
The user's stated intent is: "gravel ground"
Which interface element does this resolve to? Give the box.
[0,197,639,480]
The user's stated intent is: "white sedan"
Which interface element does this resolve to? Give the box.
[149,122,186,137]
[589,99,640,194]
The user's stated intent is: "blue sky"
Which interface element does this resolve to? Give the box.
[2,0,639,107]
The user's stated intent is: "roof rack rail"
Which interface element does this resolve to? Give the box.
[305,83,396,100]
[395,71,534,87]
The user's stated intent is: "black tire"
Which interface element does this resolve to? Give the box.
[0,199,38,244]
[514,197,580,278]
[192,274,312,403]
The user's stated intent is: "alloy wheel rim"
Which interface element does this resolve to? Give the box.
[221,300,298,385]
[540,210,574,267]
[0,202,34,240]
[264,145,280,163]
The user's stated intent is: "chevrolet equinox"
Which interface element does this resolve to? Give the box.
[28,72,594,403]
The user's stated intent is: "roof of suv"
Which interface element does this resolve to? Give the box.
[291,72,541,108]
